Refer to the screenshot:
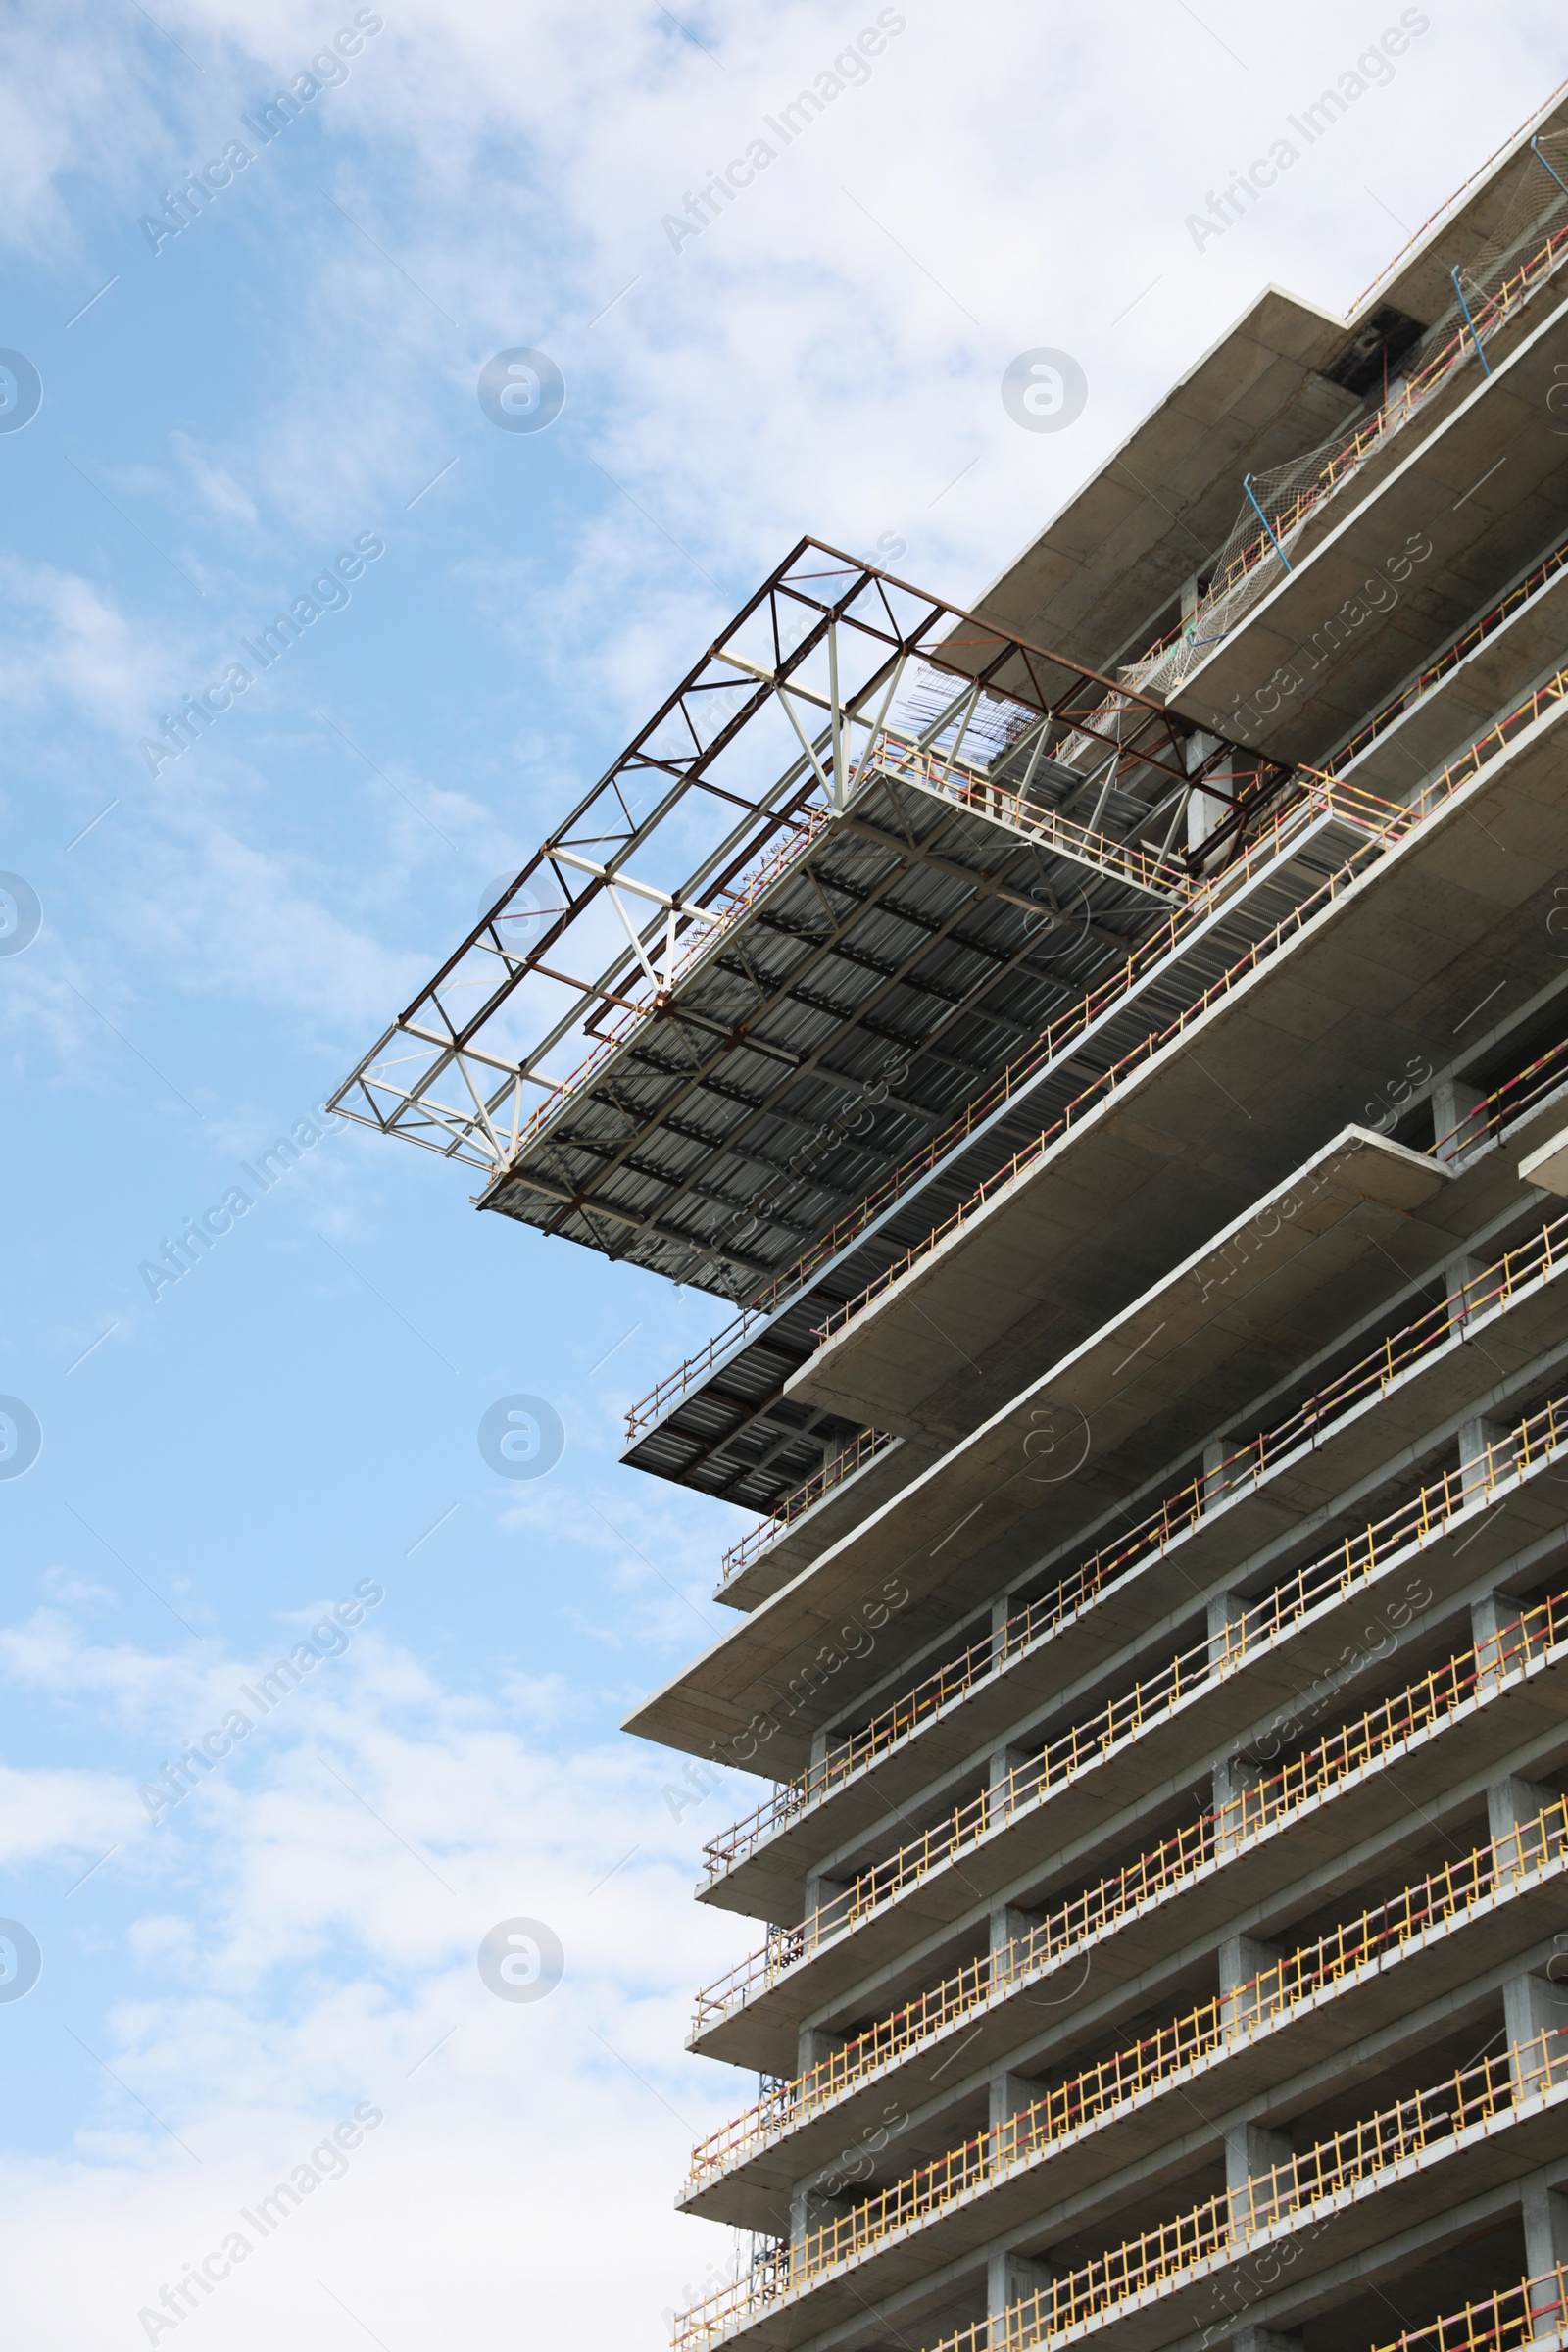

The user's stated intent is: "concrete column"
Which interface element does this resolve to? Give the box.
[1473,1588,1526,1681]
[1220,1934,1286,2032]
[1203,1439,1234,1508]
[1208,1590,1249,1671]
[988,2248,1054,2343]
[796,2023,844,2077]
[789,2180,849,2259]
[990,2069,1041,2163]
[1488,1774,1555,1858]
[1446,1250,1485,1336]
[1214,1752,1264,1854]
[1432,1072,1485,1162]
[991,1902,1034,1975]
[1232,2331,1303,2352]
[1460,1415,1514,1509]
[1522,2183,1568,2287]
[804,1866,844,1933]
[1185,733,1225,854]
[988,1744,1020,1838]
[1226,2120,1294,2228]
[1503,1969,1559,2066]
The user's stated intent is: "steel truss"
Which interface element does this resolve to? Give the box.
[329,540,1280,1295]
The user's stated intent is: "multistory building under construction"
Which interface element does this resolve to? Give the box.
[335,84,1568,2352]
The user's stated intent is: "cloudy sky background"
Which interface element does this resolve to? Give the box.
[0,1,1564,2343]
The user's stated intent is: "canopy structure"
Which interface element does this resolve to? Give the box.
[328,540,1282,1308]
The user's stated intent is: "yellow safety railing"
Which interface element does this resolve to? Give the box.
[684,1794,1568,2237]
[632,493,1568,1455]
[681,2021,1568,2350]
[691,1391,1568,2021]
[718,1428,898,1582]
[908,2027,1568,2352]
[691,1574,1567,2076]
[1370,2260,1568,2352]
[870,738,1192,897]
[1332,529,1568,778]
[819,659,1568,1343]
[703,1201,1568,1880]
[623,769,1397,1441]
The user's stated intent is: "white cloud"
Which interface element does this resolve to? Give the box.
[5,1,1568,2344]
[0,1610,754,2347]
[171,432,261,530]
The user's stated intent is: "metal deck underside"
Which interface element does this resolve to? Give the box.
[328,541,1270,1197]
[477,759,1183,1295]
[621,795,1373,1512]
[328,541,1284,1524]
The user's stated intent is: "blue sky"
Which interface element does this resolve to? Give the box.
[1,1,1564,2344]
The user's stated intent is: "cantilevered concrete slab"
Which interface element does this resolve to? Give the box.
[685,1891,1567,2235]
[629,1064,1568,1789]
[701,1212,1568,1924]
[1323,542,1568,805]
[692,1765,1568,2229]
[1171,283,1568,765]
[619,514,1568,1516]
[962,287,1357,674]
[716,1437,935,1613]
[972,89,1568,674]
[690,1936,1568,2351]
[691,1440,1568,2061]
[731,2092,1568,2352]
[625,1128,1450,1775]
[786,706,1568,1449]
[690,1603,1568,2075]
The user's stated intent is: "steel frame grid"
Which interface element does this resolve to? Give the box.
[476,762,1179,1299]
[326,540,1275,1276]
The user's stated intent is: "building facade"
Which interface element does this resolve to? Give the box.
[335,85,1568,2352]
